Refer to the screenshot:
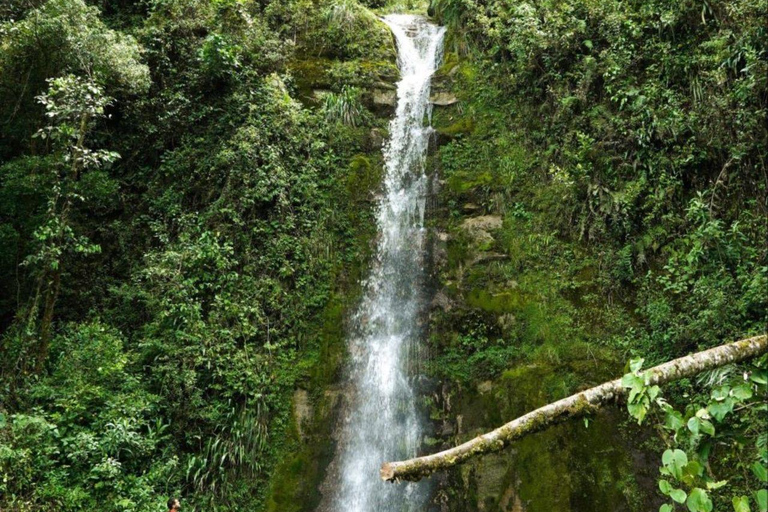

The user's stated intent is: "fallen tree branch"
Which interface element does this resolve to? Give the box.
[381,334,768,482]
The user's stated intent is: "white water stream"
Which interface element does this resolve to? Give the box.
[327,14,445,512]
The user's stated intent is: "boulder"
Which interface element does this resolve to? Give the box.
[430,91,459,106]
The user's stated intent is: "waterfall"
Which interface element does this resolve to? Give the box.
[326,14,445,512]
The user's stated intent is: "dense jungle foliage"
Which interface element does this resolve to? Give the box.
[0,0,765,511]
[0,0,401,509]
[426,0,766,510]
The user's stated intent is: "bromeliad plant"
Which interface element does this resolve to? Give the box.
[622,358,768,512]
[323,85,367,127]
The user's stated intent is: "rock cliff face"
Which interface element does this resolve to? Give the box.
[262,18,401,512]
[420,47,661,512]
[267,17,661,512]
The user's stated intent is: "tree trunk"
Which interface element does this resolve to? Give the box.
[36,269,60,372]
[381,334,768,482]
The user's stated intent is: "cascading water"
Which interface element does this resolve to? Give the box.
[325,14,445,512]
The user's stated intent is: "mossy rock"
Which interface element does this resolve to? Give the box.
[346,154,383,203]
[466,288,528,314]
[436,116,475,139]
[289,58,399,104]
[446,353,652,512]
[444,168,490,195]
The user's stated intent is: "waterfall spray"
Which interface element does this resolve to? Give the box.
[325,14,445,512]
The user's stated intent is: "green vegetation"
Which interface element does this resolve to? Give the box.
[1,0,765,510]
[426,0,766,509]
[1,0,395,510]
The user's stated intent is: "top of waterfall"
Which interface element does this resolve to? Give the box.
[382,14,445,78]
[382,13,439,32]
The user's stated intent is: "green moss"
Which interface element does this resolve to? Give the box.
[437,117,475,138]
[450,354,646,512]
[435,51,459,78]
[289,58,334,91]
[346,154,383,203]
[466,289,527,313]
[445,168,490,194]
[289,58,399,103]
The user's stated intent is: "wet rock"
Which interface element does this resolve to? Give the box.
[431,91,459,106]
[432,289,454,312]
[373,88,397,107]
[471,252,508,265]
[461,215,503,232]
[461,215,503,248]
[293,388,312,440]
[369,128,385,149]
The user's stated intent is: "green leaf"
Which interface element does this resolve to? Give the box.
[662,449,689,481]
[683,461,704,483]
[755,489,767,512]
[699,420,715,436]
[671,488,687,503]
[688,417,700,435]
[628,403,648,423]
[712,386,730,401]
[732,496,751,512]
[673,450,689,468]
[665,410,685,432]
[752,462,768,483]
[661,505,673,512]
[687,488,713,512]
[705,480,727,490]
[731,384,753,400]
[622,373,643,389]
[708,398,735,422]
[630,358,645,372]
[659,479,672,495]
[750,370,768,385]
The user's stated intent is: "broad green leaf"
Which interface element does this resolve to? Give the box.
[665,410,685,432]
[661,505,673,512]
[663,449,689,481]
[708,398,735,422]
[630,358,645,372]
[732,496,750,512]
[700,420,715,436]
[750,370,768,385]
[687,488,713,512]
[712,386,730,401]
[659,479,672,494]
[628,401,648,423]
[755,489,767,512]
[752,462,768,483]
[673,449,688,467]
[670,488,687,503]
[622,373,643,389]
[731,384,753,400]
[683,461,704,483]
[705,480,727,490]
[688,417,700,435]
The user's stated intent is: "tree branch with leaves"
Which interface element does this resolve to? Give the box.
[23,75,118,371]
